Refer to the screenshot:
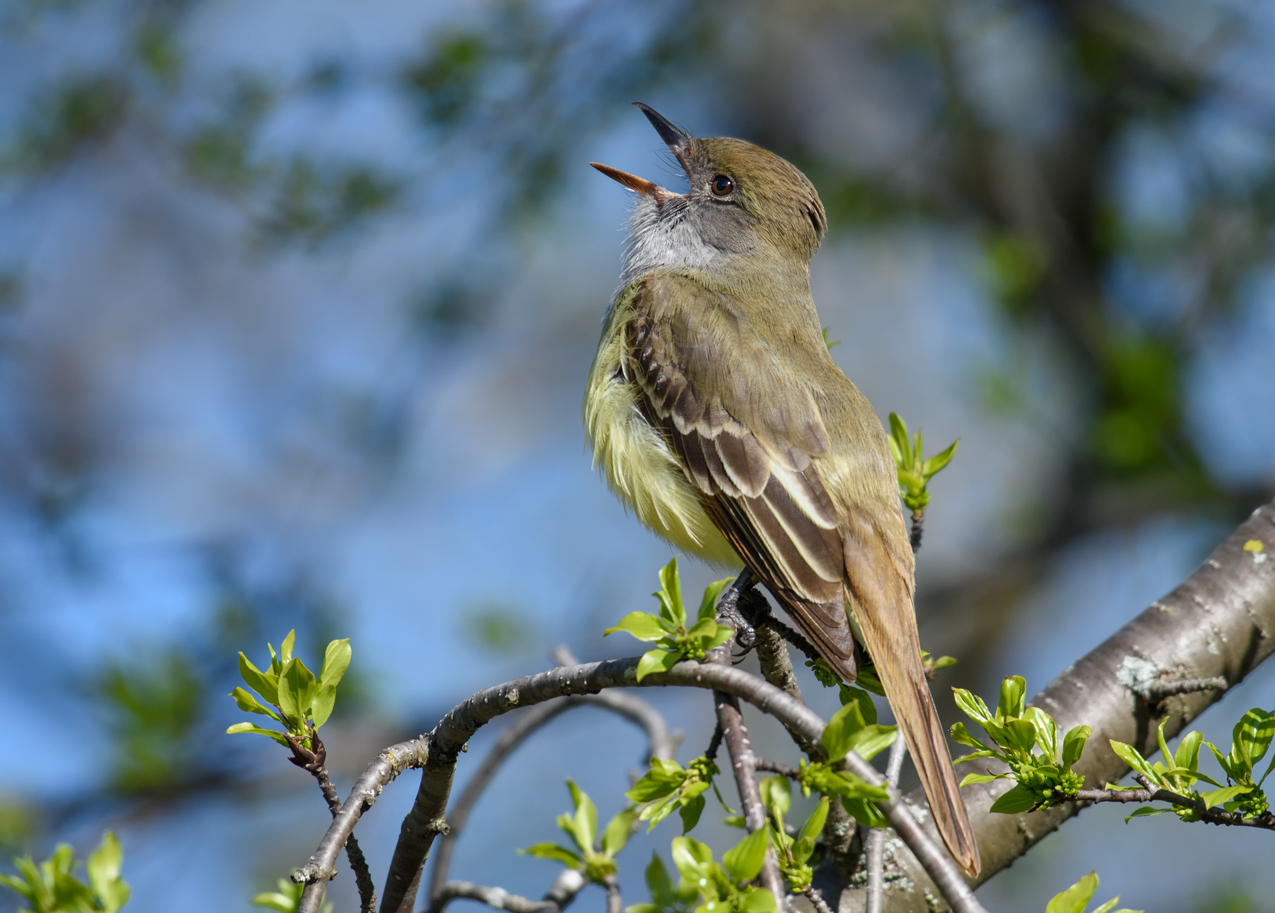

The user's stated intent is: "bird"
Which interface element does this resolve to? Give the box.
[582,103,980,876]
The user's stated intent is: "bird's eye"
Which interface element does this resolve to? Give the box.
[710,174,734,196]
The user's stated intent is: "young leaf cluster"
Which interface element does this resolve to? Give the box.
[522,781,638,883]
[0,832,129,913]
[226,630,351,749]
[797,700,894,828]
[952,676,1090,813]
[626,756,723,833]
[758,777,829,893]
[886,413,958,513]
[804,656,884,701]
[1112,709,1275,823]
[627,835,776,913]
[251,877,331,913]
[1045,872,1139,913]
[606,559,734,681]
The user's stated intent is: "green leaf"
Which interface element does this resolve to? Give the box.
[822,700,868,761]
[759,776,791,820]
[698,578,734,622]
[1091,898,1136,913]
[988,784,1037,814]
[1201,784,1251,809]
[644,853,676,907]
[739,886,779,913]
[605,612,668,642]
[1022,707,1059,759]
[566,780,598,850]
[319,639,352,691]
[627,763,684,803]
[796,797,830,846]
[888,413,911,463]
[277,657,317,728]
[1175,730,1203,773]
[721,827,770,883]
[251,887,299,912]
[997,676,1026,720]
[705,626,735,653]
[960,773,1004,787]
[86,831,130,913]
[656,559,687,627]
[842,796,888,828]
[280,629,296,665]
[231,686,284,721]
[1001,719,1039,753]
[1233,708,1274,770]
[838,685,878,724]
[601,807,639,856]
[522,843,583,867]
[670,836,714,883]
[226,722,289,745]
[1062,725,1091,770]
[952,750,998,765]
[950,721,989,751]
[679,794,706,833]
[952,688,993,724]
[1109,740,1158,784]
[1046,871,1098,913]
[310,684,338,728]
[921,439,959,478]
[1124,807,1169,823]
[846,724,898,762]
[238,653,280,704]
[636,649,682,682]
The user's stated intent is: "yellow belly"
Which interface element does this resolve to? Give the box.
[583,332,742,570]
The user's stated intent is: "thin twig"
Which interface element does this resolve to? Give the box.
[711,569,786,909]
[865,739,908,913]
[603,875,622,913]
[1071,775,1275,831]
[428,869,586,913]
[909,508,924,553]
[297,657,985,913]
[428,690,674,902]
[291,737,430,902]
[285,733,378,913]
[804,887,834,913]
[754,758,801,779]
[705,720,725,762]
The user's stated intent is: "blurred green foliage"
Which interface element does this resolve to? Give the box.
[0,832,129,913]
[99,652,203,793]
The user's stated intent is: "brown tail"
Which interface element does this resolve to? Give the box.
[842,543,981,877]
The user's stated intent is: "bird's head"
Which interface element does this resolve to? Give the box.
[592,104,827,276]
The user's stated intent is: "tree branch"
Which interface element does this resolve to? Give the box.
[293,656,982,913]
[285,732,378,913]
[428,869,586,913]
[866,739,908,913]
[428,689,674,901]
[1074,775,1275,831]
[290,739,431,903]
[712,572,786,909]
[861,499,1275,911]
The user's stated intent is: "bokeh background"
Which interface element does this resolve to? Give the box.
[2,0,1275,910]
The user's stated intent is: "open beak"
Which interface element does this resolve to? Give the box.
[590,103,692,201]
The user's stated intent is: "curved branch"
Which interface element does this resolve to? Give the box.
[429,868,586,913]
[293,656,983,913]
[290,739,431,889]
[427,690,674,900]
[863,499,1275,912]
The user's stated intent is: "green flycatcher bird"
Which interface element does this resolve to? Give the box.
[583,103,980,876]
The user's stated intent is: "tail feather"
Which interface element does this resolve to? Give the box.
[844,541,981,877]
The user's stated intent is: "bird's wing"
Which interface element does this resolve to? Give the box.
[621,275,858,678]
